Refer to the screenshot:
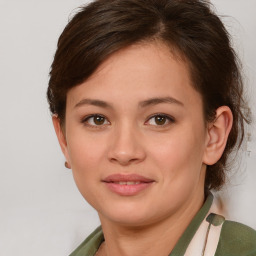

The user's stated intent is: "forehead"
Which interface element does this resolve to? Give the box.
[90,41,189,84]
[67,41,202,111]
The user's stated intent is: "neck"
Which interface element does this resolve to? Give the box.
[98,191,205,256]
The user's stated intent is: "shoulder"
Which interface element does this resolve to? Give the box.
[69,226,103,256]
[215,220,256,256]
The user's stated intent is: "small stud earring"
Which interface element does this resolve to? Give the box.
[65,161,71,169]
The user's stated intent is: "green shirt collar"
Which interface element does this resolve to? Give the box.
[69,193,213,256]
[170,192,213,255]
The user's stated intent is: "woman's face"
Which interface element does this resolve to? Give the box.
[61,42,209,226]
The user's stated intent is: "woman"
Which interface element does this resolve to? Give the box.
[47,0,256,255]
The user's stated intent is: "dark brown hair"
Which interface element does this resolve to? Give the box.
[47,0,250,190]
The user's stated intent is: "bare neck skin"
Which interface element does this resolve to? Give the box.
[98,179,205,256]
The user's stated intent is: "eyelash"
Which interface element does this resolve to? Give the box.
[145,113,175,127]
[81,114,110,128]
[81,113,175,128]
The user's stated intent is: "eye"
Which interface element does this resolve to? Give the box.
[146,114,175,126]
[82,114,110,127]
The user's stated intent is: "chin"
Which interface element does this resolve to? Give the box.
[97,202,164,228]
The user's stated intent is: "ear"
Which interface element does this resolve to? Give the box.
[52,115,70,166]
[203,106,233,165]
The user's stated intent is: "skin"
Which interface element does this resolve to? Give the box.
[53,41,233,256]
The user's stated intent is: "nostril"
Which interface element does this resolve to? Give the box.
[109,150,146,165]
[107,131,146,165]
[109,156,139,166]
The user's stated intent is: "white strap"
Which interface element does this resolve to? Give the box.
[203,220,223,256]
[184,216,209,255]
[184,197,225,256]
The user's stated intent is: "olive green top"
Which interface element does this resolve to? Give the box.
[69,194,256,256]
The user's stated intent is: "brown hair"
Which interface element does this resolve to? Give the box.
[47,0,250,190]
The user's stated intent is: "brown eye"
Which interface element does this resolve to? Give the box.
[154,116,167,125]
[84,114,109,126]
[146,114,174,126]
[93,115,105,125]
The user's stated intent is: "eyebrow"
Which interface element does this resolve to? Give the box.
[74,99,112,109]
[74,96,184,109]
[139,97,184,108]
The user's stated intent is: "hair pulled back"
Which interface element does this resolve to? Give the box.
[47,0,250,190]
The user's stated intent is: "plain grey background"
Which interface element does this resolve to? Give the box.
[0,0,255,255]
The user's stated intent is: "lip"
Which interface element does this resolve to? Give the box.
[102,174,155,196]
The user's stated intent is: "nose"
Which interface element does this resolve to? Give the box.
[107,123,146,166]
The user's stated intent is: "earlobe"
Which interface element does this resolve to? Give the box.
[52,115,70,164]
[203,106,233,165]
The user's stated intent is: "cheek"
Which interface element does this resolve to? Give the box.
[67,133,106,205]
[67,126,104,163]
[147,125,206,179]
[147,130,206,206]
[66,129,108,189]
